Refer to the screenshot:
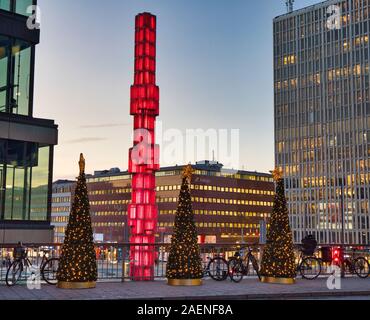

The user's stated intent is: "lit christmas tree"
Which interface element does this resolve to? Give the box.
[166,165,203,286]
[260,168,296,284]
[57,154,97,289]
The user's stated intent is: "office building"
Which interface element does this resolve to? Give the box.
[86,161,274,244]
[274,0,370,244]
[0,1,58,243]
[51,180,75,243]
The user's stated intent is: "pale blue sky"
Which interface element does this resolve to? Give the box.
[33,0,319,179]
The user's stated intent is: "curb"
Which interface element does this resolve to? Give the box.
[133,290,370,300]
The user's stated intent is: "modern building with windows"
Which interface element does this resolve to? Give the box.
[83,161,274,244]
[53,163,274,244]
[0,1,58,243]
[274,0,370,244]
[51,180,75,243]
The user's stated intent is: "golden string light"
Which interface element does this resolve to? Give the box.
[57,154,97,289]
[166,166,203,283]
[260,169,296,283]
[271,167,283,182]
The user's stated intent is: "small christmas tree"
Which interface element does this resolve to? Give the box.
[57,154,97,289]
[166,165,203,286]
[260,168,296,284]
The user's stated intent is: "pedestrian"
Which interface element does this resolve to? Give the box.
[301,234,317,256]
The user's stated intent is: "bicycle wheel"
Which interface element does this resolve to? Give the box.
[202,259,210,279]
[300,257,321,280]
[250,256,261,280]
[6,261,23,287]
[41,258,59,285]
[229,258,244,283]
[208,257,229,281]
[353,257,369,279]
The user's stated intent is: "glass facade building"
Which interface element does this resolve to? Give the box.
[0,0,58,243]
[274,0,370,244]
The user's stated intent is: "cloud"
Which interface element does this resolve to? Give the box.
[80,123,130,129]
[64,137,108,144]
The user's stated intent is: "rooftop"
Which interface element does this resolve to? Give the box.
[53,179,75,185]
[83,161,273,183]
[274,0,339,21]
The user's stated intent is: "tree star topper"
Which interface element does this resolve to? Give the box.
[271,168,283,181]
[79,153,85,175]
[183,164,194,181]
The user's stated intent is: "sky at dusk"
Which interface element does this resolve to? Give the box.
[33,0,320,180]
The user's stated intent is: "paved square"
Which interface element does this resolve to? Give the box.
[0,277,369,300]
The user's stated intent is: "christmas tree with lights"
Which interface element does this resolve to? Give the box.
[166,165,203,286]
[57,154,97,289]
[260,168,296,284]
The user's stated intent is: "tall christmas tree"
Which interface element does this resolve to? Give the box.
[260,168,296,284]
[166,165,203,286]
[57,154,97,289]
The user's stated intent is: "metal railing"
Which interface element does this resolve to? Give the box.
[0,243,369,283]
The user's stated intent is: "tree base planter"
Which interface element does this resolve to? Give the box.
[167,279,202,286]
[260,276,295,285]
[57,281,96,289]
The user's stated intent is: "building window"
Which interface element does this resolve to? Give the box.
[15,0,33,16]
[0,36,10,112]
[0,0,11,11]
[30,146,50,221]
[0,36,32,115]
[0,0,34,16]
[0,141,51,221]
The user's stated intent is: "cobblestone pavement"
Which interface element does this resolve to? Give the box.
[0,277,369,300]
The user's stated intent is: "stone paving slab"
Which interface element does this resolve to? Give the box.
[0,278,369,300]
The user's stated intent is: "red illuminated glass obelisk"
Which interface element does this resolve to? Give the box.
[128,13,159,281]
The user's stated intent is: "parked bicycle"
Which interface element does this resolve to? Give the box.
[338,248,369,279]
[228,245,261,283]
[6,245,59,286]
[296,245,322,280]
[203,255,229,281]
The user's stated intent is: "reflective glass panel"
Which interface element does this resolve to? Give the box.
[0,166,3,219]
[0,36,10,113]
[0,0,10,11]
[30,146,50,221]
[12,40,31,115]
[12,167,25,220]
[15,0,33,16]
[0,37,32,115]
[2,141,50,222]
[4,165,14,220]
